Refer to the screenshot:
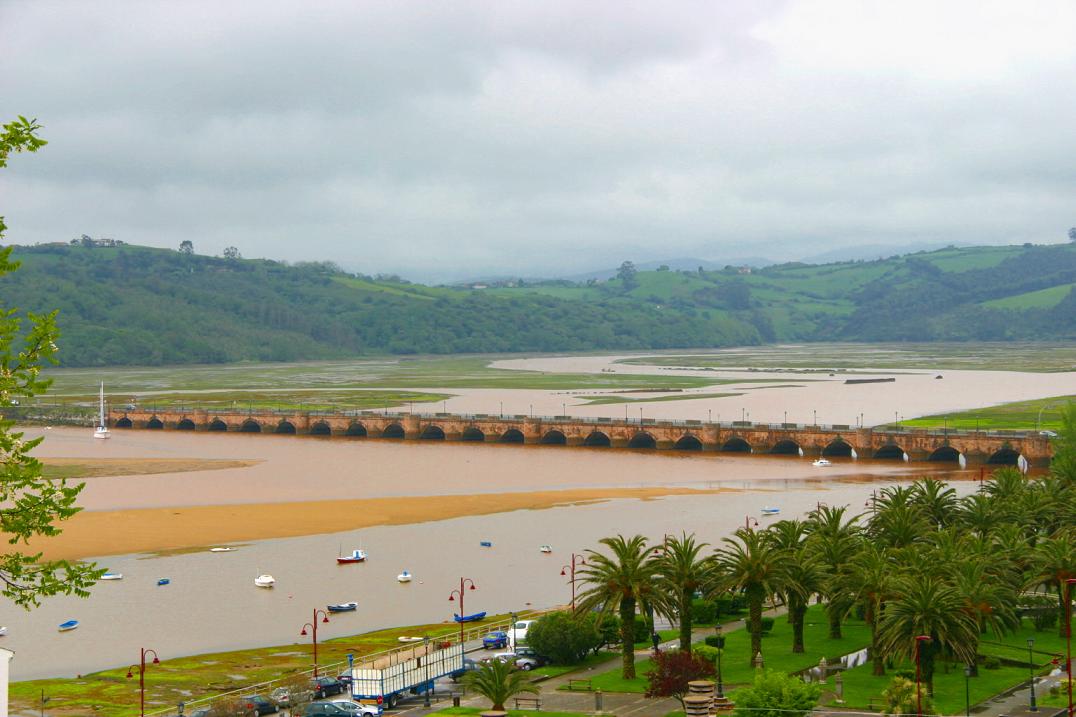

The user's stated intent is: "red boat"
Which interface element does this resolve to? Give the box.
[337,549,367,564]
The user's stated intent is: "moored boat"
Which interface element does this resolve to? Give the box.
[479,541,493,547]
[337,549,367,564]
[328,601,358,613]
[158,578,170,586]
[93,383,111,439]
[760,507,780,516]
[398,636,422,643]
[453,611,487,623]
[539,545,552,553]
[0,626,7,636]
[209,547,234,552]
[254,574,275,588]
[812,458,831,467]
[397,570,412,583]
[58,620,79,632]
[100,572,123,580]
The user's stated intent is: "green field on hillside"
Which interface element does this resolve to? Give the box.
[901,394,1075,431]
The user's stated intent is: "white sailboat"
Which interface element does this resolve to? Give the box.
[93,382,111,440]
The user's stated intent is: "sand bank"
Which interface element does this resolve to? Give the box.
[42,456,260,480]
[17,486,729,561]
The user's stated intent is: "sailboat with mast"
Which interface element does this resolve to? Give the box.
[93,383,111,440]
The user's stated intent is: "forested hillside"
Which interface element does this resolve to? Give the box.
[3,242,1075,367]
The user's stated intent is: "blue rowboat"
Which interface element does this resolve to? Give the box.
[453,611,487,623]
[479,541,493,547]
[158,578,170,586]
[58,620,79,632]
[328,601,358,613]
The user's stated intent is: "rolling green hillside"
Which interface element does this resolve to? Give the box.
[2,242,1075,367]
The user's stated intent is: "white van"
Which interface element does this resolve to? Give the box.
[508,619,536,647]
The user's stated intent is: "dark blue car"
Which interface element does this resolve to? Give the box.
[482,630,508,649]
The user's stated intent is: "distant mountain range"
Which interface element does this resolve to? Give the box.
[3,241,1074,367]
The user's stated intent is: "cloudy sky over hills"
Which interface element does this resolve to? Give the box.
[2,1,1074,281]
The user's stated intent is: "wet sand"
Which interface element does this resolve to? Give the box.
[42,456,260,479]
[17,485,729,561]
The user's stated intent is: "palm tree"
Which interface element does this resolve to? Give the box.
[877,575,979,695]
[783,545,827,654]
[463,658,539,711]
[806,505,861,639]
[951,559,1019,675]
[958,492,1000,539]
[651,532,713,651]
[714,528,787,665]
[576,534,659,679]
[846,543,898,676]
[1029,529,1076,637]
[909,478,959,529]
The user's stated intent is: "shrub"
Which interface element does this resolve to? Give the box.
[731,669,822,717]
[693,644,720,662]
[645,649,718,709]
[760,617,775,634]
[983,656,1001,670]
[691,598,717,624]
[894,669,915,680]
[704,634,724,649]
[526,611,601,664]
[633,615,655,643]
[1031,609,1058,632]
[880,676,934,716]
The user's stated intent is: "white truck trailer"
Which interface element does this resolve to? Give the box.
[350,642,465,710]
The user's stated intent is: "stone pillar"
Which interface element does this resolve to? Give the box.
[683,695,712,717]
[656,439,674,450]
[402,415,421,440]
[566,435,585,446]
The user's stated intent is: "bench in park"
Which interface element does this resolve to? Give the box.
[567,678,593,691]
[514,697,542,710]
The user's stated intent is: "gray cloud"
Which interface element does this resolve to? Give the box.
[1,0,1074,281]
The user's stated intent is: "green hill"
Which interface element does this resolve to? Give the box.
[2,241,1075,367]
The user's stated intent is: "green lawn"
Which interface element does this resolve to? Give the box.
[834,659,1028,714]
[902,395,1075,431]
[435,709,588,717]
[982,283,1075,310]
[530,651,617,679]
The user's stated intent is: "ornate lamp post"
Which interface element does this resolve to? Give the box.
[560,554,586,611]
[915,635,932,717]
[448,577,477,645]
[964,664,972,717]
[1066,578,1076,717]
[1029,637,1038,712]
[125,647,160,717]
[300,608,331,677]
[714,623,725,698]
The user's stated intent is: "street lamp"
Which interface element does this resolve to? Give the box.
[560,553,586,611]
[964,664,972,717]
[300,609,331,677]
[510,611,518,650]
[1065,577,1076,717]
[915,635,932,717]
[448,577,477,645]
[423,635,431,708]
[714,624,726,698]
[125,647,161,717]
[1028,637,1038,712]
[744,516,759,531]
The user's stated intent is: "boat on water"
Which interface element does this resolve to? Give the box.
[0,626,7,637]
[539,545,552,553]
[453,611,487,623]
[337,549,367,564]
[100,572,123,580]
[58,620,79,632]
[209,547,234,552]
[479,541,493,547]
[328,601,358,613]
[397,636,422,643]
[158,578,170,586]
[93,383,111,439]
[760,507,781,516]
[812,459,832,467]
[397,570,412,583]
[254,574,275,588]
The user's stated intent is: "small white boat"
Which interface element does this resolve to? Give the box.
[812,459,832,467]
[0,626,7,636]
[93,383,111,439]
[100,572,123,580]
[337,549,367,564]
[397,571,412,583]
[397,636,423,643]
[539,545,552,553]
[760,507,781,516]
[254,574,275,588]
[209,547,234,553]
[58,620,79,632]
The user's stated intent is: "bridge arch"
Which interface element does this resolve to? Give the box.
[629,432,657,449]
[928,446,962,463]
[987,447,1020,466]
[720,436,752,453]
[583,431,611,447]
[240,419,262,433]
[209,418,228,432]
[176,418,196,430]
[420,425,446,440]
[309,421,331,436]
[115,417,133,428]
[345,422,368,437]
[674,434,703,451]
[381,423,405,439]
[500,428,525,444]
[822,438,854,458]
[770,439,802,456]
[541,430,567,445]
[276,421,296,435]
[873,444,907,460]
[146,417,164,430]
[461,427,485,442]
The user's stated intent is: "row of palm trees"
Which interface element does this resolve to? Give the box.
[576,462,1076,692]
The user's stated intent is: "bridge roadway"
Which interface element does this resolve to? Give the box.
[110,408,1052,467]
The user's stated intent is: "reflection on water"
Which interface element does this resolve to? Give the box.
[4,428,983,680]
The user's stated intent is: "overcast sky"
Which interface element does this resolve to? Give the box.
[2,1,1074,282]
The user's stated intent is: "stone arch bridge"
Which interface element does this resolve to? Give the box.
[110,408,1052,467]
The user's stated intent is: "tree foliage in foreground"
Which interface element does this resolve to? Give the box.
[644,649,716,709]
[0,117,99,607]
[462,658,539,711]
[731,669,822,717]
[526,610,601,665]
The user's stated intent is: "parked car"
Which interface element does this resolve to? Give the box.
[509,620,536,645]
[336,672,354,687]
[450,657,479,682]
[239,695,278,715]
[483,651,517,665]
[1041,430,1059,438]
[482,630,509,649]
[325,701,380,717]
[269,687,291,708]
[311,676,346,699]
[304,702,355,717]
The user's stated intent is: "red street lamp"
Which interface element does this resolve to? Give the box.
[745,516,759,531]
[448,577,477,645]
[125,647,160,717]
[915,635,932,717]
[300,609,331,677]
[1066,578,1076,717]
[560,553,586,611]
